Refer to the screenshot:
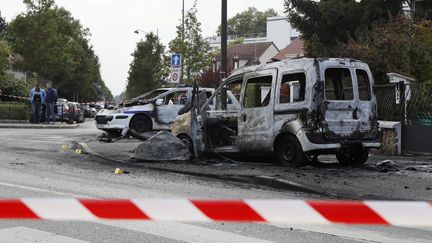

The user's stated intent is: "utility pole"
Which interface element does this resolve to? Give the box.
[220,0,227,109]
[181,0,185,84]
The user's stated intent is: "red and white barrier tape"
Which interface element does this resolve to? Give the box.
[0,93,126,105]
[0,93,30,101]
[0,199,431,226]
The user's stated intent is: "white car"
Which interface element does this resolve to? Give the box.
[95,87,214,135]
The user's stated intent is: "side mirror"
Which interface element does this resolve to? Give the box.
[155,99,164,106]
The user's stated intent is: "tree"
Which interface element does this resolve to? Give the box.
[217,7,278,35]
[284,0,404,57]
[0,40,10,78]
[0,12,7,35]
[169,1,212,84]
[126,32,166,99]
[6,0,112,101]
[340,17,432,84]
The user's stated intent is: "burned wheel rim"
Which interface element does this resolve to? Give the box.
[281,143,295,162]
[178,134,193,155]
[275,135,306,167]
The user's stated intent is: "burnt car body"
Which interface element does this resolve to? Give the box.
[171,58,381,166]
[95,87,215,135]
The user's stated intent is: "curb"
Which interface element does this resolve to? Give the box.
[0,120,29,124]
[0,124,80,129]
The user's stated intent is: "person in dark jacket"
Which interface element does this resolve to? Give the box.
[30,83,46,124]
[45,81,58,124]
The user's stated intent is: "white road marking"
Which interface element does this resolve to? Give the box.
[272,223,432,243]
[99,221,274,243]
[0,226,88,243]
[0,181,91,198]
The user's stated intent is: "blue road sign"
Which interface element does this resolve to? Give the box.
[171,53,182,67]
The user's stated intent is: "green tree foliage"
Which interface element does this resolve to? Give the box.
[217,7,278,35]
[0,40,10,77]
[5,0,112,101]
[126,33,166,99]
[284,0,403,56]
[0,12,7,35]
[340,17,432,84]
[169,1,212,84]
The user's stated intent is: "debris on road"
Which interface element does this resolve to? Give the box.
[376,159,396,172]
[132,131,191,162]
[114,168,124,174]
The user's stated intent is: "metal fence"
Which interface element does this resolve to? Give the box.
[405,83,432,125]
[374,83,432,125]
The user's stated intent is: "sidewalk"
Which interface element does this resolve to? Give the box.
[0,121,79,129]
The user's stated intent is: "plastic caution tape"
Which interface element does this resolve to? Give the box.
[0,199,430,225]
[0,93,30,101]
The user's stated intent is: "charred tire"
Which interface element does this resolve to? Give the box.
[129,115,152,133]
[177,134,194,155]
[336,146,369,166]
[275,135,307,167]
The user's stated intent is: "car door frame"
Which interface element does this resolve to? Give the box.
[237,68,278,152]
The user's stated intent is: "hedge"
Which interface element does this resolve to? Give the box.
[0,102,30,120]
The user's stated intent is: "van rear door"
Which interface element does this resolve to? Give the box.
[320,61,377,141]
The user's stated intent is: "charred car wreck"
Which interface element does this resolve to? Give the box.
[171,58,381,166]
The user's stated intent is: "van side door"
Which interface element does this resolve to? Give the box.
[237,69,277,152]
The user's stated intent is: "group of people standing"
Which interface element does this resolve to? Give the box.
[29,82,58,124]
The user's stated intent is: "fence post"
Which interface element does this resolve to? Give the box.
[61,104,64,124]
[399,81,406,155]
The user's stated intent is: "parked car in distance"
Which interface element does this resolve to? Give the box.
[89,104,103,112]
[171,58,381,166]
[81,104,94,118]
[55,98,74,124]
[95,87,215,136]
[68,102,85,123]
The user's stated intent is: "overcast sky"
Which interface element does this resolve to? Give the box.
[2,0,285,96]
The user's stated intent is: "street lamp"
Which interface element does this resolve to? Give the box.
[133,29,158,36]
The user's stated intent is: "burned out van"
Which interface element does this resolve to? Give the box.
[171,58,381,166]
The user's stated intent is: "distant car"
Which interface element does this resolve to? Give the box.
[90,107,97,117]
[81,104,94,118]
[89,104,103,112]
[95,87,215,135]
[68,102,85,123]
[55,98,74,123]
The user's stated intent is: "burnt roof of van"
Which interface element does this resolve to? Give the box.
[230,58,365,76]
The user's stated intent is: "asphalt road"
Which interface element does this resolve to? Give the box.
[0,120,431,243]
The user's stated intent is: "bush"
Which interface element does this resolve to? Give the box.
[0,102,30,120]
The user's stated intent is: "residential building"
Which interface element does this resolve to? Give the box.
[272,38,304,61]
[213,42,279,72]
[208,16,299,51]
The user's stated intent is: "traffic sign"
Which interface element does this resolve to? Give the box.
[171,53,182,67]
[170,67,181,83]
